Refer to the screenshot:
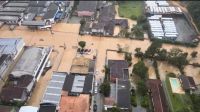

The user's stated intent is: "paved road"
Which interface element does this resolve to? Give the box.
[90,76,104,112]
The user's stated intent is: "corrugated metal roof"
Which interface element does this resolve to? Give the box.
[71,76,85,93]
[42,72,67,105]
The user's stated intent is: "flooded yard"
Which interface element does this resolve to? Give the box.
[0,11,200,107]
[157,61,181,81]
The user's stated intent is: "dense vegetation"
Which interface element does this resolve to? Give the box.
[187,1,200,31]
[132,60,151,110]
[135,40,189,73]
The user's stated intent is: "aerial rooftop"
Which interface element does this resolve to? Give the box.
[10,46,51,80]
[70,57,95,75]
[62,74,94,94]
[42,72,67,105]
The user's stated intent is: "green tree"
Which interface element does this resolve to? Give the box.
[167,48,188,69]
[135,47,144,58]
[78,41,86,49]
[99,81,110,97]
[132,60,148,79]
[104,65,110,81]
[190,94,200,112]
[137,15,147,25]
[191,51,198,58]
[131,25,144,38]
[130,15,137,20]
[136,80,147,96]
[141,95,149,108]
[145,40,162,58]
[124,52,132,66]
[119,28,128,37]
[80,19,86,25]
[156,48,167,61]
[131,95,137,107]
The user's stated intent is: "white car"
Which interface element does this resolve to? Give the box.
[94,82,98,87]
[94,86,98,94]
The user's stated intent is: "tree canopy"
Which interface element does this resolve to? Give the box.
[132,60,148,79]
[78,41,86,49]
[145,40,162,58]
[99,81,110,97]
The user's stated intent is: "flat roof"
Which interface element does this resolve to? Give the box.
[42,72,67,105]
[62,74,93,94]
[59,91,90,112]
[117,80,131,109]
[108,60,129,80]
[77,1,97,12]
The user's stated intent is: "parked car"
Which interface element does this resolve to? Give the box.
[93,104,97,112]
[94,82,98,87]
[94,86,98,94]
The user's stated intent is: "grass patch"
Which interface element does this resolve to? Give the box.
[165,75,193,112]
[118,1,143,19]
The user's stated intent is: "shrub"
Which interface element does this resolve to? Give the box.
[130,15,137,20]
[132,60,148,79]
[99,81,110,97]
[141,95,149,108]
[191,51,198,58]
[131,95,137,107]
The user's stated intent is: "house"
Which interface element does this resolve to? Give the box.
[91,22,105,35]
[62,74,94,94]
[0,46,51,104]
[147,79,169,112]
[42,3,59,24]
[0,86,28,103]
[0,75,35,103]
[108,60,129,82]
[178,75,197,91]
[104,79,131,111]
[76,1,97,17]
